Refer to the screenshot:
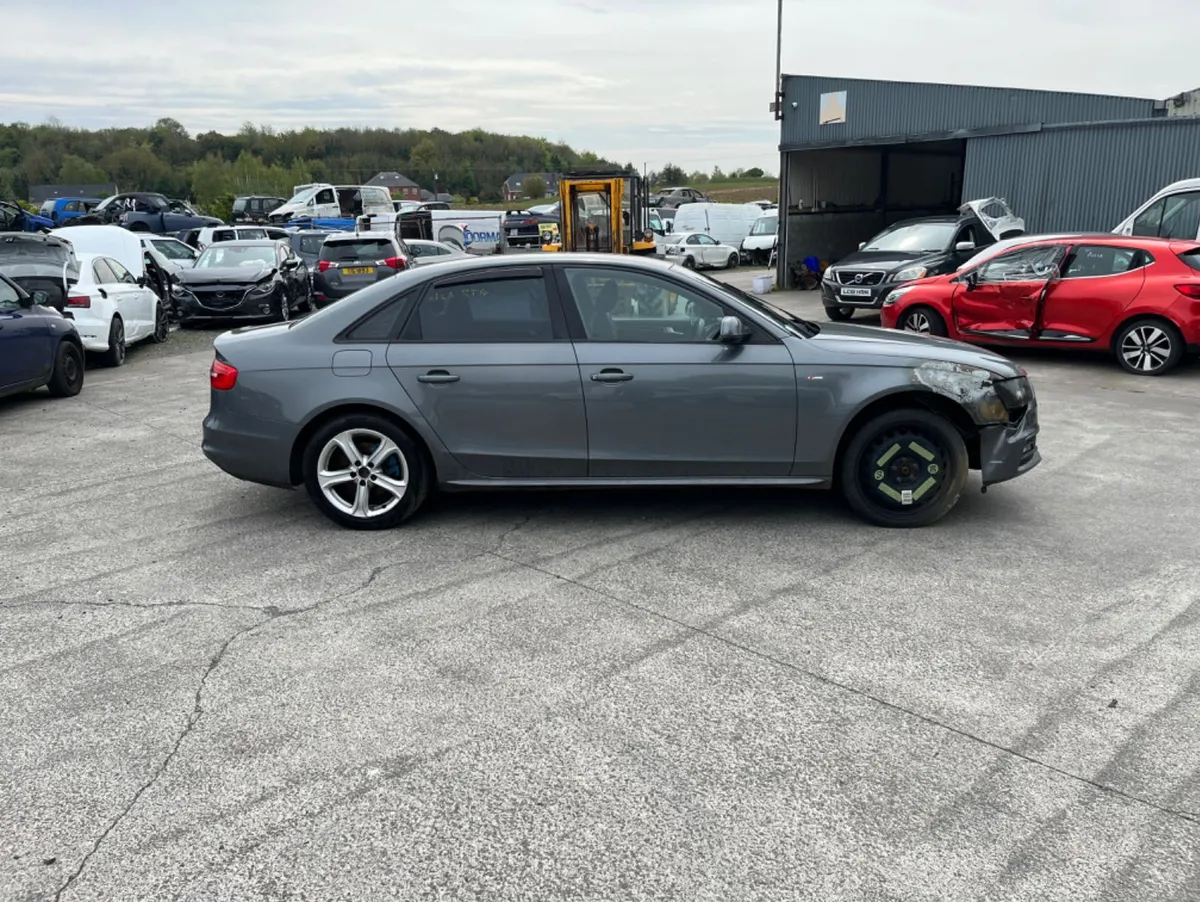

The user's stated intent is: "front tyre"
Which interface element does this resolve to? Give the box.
[277,290,291,323]
[726,253,738,269]
[840,408,969,528]
[302,415,429,530]
[151,302,170,343]
[900,306,948,336]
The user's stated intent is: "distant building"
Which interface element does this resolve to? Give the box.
[28,183,116,204]
[502,172,559,201]
[366,171,420,201]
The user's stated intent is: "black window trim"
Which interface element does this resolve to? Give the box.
[334,285,423,344]
[397,266,568,343]
[551,261,778,345]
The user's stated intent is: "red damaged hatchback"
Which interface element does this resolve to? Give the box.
[880,234,1200,375]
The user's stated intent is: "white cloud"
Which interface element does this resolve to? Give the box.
[1,0,1197,173]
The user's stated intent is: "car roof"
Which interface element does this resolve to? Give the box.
[204,239,282,247]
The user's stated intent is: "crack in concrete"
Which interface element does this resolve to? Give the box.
[488,550,1200,830]
[2,598,273,613]
[48,559,410,900]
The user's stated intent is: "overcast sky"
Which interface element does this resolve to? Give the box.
[2,0,1197,173]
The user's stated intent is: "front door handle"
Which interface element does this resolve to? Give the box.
[417,369,460,384]
[590,369,633,383]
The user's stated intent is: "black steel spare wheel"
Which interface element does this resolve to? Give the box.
[840,408,969,527]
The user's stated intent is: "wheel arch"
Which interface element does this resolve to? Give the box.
[288,402,437,487]
[1107,311,1185,353]
[832,389,982,485]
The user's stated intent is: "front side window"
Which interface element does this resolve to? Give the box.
[314,188,335,205]
[39,201,55,216]
[750,217,778,236]
[237,228,267,240]
[977,245,1063,283]
[151,239,196,260]
[92,259,117,284]
[1159,193,1200,240]
[405,277,553,342]
[696,235,718,246]
[0,278,20,309]
[107,258,136,283]
[563,267,725,342]
[1062,245,1150,279]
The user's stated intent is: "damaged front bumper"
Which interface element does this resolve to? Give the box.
[979,402,1041,488]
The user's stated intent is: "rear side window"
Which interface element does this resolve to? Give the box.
[211,229,237,243]
[1062,245,1152,278]
[321,239,396,263]
[342,296,413,342]
[237,228,267,239]
[1179,249,1200,272]
[233,198,247,211]
[403,277,553,343]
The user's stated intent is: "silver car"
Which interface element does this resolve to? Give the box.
[201,254,1041,529]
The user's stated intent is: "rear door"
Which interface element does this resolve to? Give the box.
[952,244,1065,337]
[1038,244,1150,341]
[385,266,587,478]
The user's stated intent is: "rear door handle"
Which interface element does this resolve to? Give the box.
[417,369,460,384]
[591,369,633,383]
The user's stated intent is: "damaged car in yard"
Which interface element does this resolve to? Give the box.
[200,254,1041,531]
[171,239,311,326]
[821,198,1025,322]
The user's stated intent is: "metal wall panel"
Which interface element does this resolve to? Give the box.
[786,147,880,208]
[781,75,1157,149]
[962,118,1200,232]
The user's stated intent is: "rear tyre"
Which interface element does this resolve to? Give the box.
[151,302,170,343]
[46,341,84,397]
[726,253,739,269]
[840,408,969,528]
[99,316,126,367]
[1114,317,1184,376]
[299,282,314,313]
[302,414,430,530]
[826,306,854,322]
[900,306,948,337]
[682,256,696,269]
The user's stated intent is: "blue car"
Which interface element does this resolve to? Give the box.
[0,200,54,233]
[38,197,101,224]
[0,272,85,401]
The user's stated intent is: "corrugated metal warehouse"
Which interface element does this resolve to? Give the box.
[776,75,1200,287]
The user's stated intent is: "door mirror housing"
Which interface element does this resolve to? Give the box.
[963,269,980,289]
[718,315,751,344]
[954,240,976,253]
[17,292,35,308]
[858,241,866,250]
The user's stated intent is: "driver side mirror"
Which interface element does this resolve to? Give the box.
[136,276,147,287]
[963,270,980,289]
[17,292,35,309]
[718,315,751,344]
[858,242,866,250]
[954,241,976,253]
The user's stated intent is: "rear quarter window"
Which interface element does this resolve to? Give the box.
[1179,249,1200,272]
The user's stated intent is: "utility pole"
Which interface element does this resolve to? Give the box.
[773,0,784,120]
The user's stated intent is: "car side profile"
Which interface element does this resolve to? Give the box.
[0,272,85,401]
[202,254,1041,531]
[662,231,741,270]
[880,234,1200,375]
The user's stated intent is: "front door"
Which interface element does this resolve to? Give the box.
[1038,244,1149,342]
[953,244,1064,338]
[0,282,50,390]
[557,266,797,478]
[385,267,587,478]
[103,257,154,340]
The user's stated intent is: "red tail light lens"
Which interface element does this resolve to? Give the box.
[210,359,238,391]
[66,295,91,308]
[1174,284,1200,299]
[383,256,407,270]
[317,260,335,272]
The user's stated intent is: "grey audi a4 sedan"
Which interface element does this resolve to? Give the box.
[201,253,1041,529]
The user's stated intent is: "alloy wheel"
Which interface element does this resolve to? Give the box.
[904,311,932,334]
[1120,325,1173,373]
[316,429,409,519]
[279,294,290,322]
[113,320,125,363]
[154,305,169,342]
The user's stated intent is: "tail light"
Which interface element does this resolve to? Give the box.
[1174,284,1200,299]
[210,358,238,391]
[317,260,335,272]
[382,256,407,270]
[66,295,91,308]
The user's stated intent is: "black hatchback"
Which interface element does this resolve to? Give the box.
[311,233,411,307]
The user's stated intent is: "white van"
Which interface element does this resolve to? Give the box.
[669,203,764,249]
[428,210,503,255]
[269,184,395,224]
[740,210,778,265]
[1113,178,1200,240]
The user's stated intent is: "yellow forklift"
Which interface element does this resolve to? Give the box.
[541,170,657,256]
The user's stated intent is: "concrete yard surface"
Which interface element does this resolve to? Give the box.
[2,310,1199,901]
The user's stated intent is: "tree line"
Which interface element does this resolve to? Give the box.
[0,118,775,217]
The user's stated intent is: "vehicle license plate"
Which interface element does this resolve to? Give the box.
[840,287,872,298]
[342,266,373,276]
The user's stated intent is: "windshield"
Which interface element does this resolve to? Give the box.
[750,216,778,236]
[284,188,316,206]
[195,246,276,268]
[863,221,956,253]
[150,239,195,260]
